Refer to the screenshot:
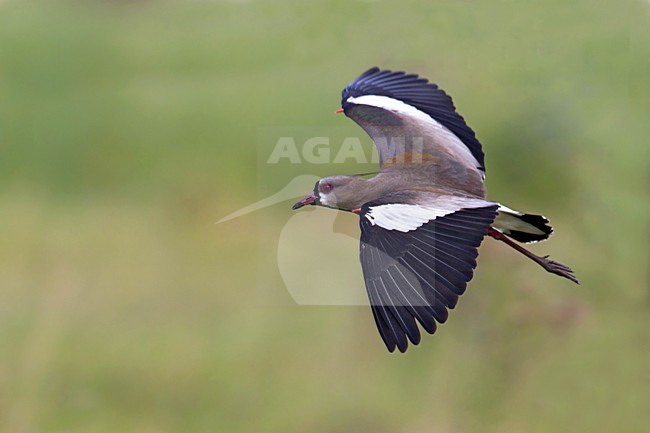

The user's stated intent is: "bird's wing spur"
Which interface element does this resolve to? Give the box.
[341,67,485,190]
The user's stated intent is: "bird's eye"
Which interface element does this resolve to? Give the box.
[319,182,333,193]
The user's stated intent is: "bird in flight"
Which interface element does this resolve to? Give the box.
[292,67,578,352]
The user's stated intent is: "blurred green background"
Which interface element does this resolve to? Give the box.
[1,0,648,432]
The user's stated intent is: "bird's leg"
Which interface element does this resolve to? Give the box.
[487,227,579,284]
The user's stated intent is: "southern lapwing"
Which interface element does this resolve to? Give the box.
[292,67,578,353]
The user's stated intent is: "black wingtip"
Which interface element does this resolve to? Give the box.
[341,66,486,172]
[361,66,380,76]
[362,205,499,353]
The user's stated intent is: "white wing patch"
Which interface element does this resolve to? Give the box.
[346,94,482,175]
[347,95,434,120]
[365,197,494,232]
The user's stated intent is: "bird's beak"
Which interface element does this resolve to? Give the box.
[292,193,317,210]
[335,108,344,114]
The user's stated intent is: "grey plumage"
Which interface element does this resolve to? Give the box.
[292,67,577,352]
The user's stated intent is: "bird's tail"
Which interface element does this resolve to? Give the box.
[492,205,553,243]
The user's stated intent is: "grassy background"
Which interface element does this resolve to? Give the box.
[0,0,648,432]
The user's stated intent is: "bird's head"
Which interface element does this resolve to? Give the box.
[292,175,366,212]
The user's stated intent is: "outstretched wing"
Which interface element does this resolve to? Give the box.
[341,67,486,192]
[359,197,498,352]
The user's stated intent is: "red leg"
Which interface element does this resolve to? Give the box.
[487,227,578,284]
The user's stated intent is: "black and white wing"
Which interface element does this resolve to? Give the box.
[359,196,498,352]
[341,67,486,180]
